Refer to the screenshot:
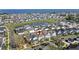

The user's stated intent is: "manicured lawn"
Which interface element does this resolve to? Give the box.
[4,18,60,30]
[13,18,59,28]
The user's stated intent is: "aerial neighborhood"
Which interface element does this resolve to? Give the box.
[0,9,79,50]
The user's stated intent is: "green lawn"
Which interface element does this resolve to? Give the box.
[4,18,60,30]
[13,18,59,28]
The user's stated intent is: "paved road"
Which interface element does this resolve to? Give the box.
[9,30,16,50]
[5,26,16,50]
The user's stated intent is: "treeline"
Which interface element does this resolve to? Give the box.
[65,14,79,23]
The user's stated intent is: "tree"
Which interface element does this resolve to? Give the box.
[65,15,75,22]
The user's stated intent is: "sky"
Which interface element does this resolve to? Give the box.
[0,0,79,9]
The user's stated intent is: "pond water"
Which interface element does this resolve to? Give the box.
[31,22,49,27]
